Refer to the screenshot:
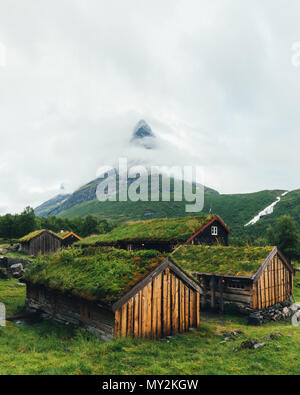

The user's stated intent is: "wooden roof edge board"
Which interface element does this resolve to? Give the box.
[112,258,202,312]
[167,259,202,294]
[252,246,277,283]
[276,248,294,274]
[186,216,232,244]
[251,246,293,283]
[62,232,82,240]
[191,272,253,281]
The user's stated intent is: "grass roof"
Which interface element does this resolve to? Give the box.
[20,230,81,243]
[24,247,164,304]
[172,245,274,277]
[20,229,60,243]
[76,215,219,246]
[56,231,70,239]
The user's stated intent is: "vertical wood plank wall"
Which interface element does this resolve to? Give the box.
[114,268,201,339]
[28,233,62,255]
[253,254,293,310]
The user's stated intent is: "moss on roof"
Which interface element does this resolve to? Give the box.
[57,231,70,239]
[172,245,274,277]
[20,229,60,243]
[24,247,164,304]
[76,215,221,246]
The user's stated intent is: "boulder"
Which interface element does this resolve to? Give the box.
[265,332,281,340]
[10,263,23,272]
[291,311,300,327]
[290,303,300,313]
[7,258,31,268]
[239,339,266,350]
[7,243,21,252]
[282,307,290,317]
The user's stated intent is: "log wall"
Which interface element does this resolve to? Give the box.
[253,254,293,310]
[26,284,115,340]
[114,268,201,339]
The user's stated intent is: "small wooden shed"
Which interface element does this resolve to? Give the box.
[76,215,231,252]
[24,248,202,340]
[58,231,82,247]
[172,245,294,313]
[20,230,62,256]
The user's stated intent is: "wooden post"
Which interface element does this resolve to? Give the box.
[134,293,139,338]
[218,278,224,313]
[209,276,216,310]
[114,309,121,338]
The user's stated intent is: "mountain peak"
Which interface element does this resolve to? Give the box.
[131,120,156,149]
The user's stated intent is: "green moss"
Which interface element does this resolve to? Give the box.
[24,248,163,304]
[172,245,274,277]
[20,229,60,243]
[76,215,221,246]
[56,231,70,239]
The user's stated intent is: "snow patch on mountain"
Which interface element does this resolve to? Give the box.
[245,191,289,226]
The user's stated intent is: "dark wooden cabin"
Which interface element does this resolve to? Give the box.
[77,215,231,252]
[24,249,202,340]
[173,245,294,314]
[20,230,62,256]
[58,231,82,247]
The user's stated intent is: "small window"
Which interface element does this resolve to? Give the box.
[227,281,245,290]
[211,226,218,236]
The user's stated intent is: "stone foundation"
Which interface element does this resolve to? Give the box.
[247,296,295,325]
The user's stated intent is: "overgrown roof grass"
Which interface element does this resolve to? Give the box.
[20,230,81,243]
[20,229,60,243]
[76,215,220,246]
[24,247,164,304]
[56,231,70,239]
[172,245,274,277]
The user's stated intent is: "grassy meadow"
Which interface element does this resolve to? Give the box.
[0,273,299,375]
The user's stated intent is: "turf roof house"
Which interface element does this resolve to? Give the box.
[20,230,63,256]
[57,231,82,247]
[24,249,202,340]
[77,215,231,252]
[20,230,81,256]
[172,245,294,314]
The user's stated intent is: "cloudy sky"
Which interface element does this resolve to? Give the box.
[0,0,300,214]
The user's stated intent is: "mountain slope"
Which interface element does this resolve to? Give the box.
[35,194,71,217]
[34,120,298,242]
[36,181,299,243]
[55,188,287,235]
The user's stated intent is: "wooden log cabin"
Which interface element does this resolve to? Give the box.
[20,230,63,256]
[23,248,202,340]
[58,231,82,247]
[172,245,294,313]
[76,215,231,252]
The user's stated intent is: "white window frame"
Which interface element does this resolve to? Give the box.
[211,226,218,236]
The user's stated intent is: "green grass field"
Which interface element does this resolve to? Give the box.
[0,275,299,375]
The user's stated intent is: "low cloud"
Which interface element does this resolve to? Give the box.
[0,0,299,213]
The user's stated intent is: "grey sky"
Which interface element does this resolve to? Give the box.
[0,0,299,214]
